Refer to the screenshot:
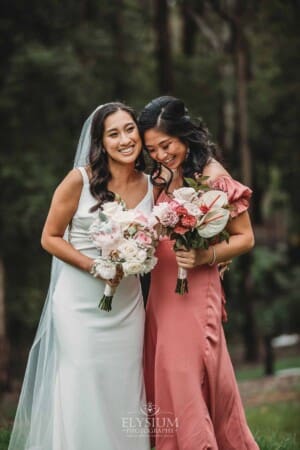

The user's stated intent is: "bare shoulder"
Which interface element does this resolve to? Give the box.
[54,168,83,200]
[84,165,92,181]
[202,158,231,182]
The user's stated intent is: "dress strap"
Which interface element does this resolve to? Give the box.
[77,166,90,185]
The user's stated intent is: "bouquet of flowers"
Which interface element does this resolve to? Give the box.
[152,177,231,295]
[89,200,158,311]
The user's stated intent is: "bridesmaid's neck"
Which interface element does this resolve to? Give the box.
[168,167,184,192]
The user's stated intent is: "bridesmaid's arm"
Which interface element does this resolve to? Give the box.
[175,211,254,269]
[41,169,94,272]
[175,160,255,269]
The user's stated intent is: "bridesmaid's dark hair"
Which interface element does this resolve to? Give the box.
[138,96,218,189]
[89,102,145,212]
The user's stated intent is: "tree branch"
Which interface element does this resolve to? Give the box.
[187,7,221,51]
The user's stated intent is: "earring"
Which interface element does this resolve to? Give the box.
[186,147,190,159]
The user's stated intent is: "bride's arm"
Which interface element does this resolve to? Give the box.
[41,169,94,272]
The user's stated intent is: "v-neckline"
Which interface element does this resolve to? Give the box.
[123,176,150,210]
[82,167,150,210]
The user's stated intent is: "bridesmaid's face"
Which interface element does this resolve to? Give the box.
[144,128,188,170]
[102,110,142,165]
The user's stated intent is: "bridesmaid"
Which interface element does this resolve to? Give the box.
[138,96,259,450]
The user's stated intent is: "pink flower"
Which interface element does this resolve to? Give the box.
[169,200,181,210]
[133,212,149,225]
[181,214,197,229]
[200,204,210,214]
[175,205,188,216]
[161,210,179,227]
[173,225,188,235]
[134,231,153,247]
[153,203,179,227]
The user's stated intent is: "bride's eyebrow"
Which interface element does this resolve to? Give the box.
[106,121,135,133]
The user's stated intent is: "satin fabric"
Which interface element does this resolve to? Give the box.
[144,176,259,450]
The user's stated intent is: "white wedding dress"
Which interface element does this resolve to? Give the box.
[10,166,153,450]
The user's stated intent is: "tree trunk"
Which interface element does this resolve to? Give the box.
[0,257,10,391]
[234,22,252,186]
[263,334,275,376]
[239,253,258,362]
[154,0,174,93]
[111,0,127,99]
[217,57,235,157]
[180,1,198,56]
[231,10,258,362]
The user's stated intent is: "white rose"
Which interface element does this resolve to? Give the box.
[89,220,123,254]
[152,202,171,218]
[122,260,144,276]
[147,214,159,228]
[173,187,196,203]
[93,259,117,279]
[135,248,148,263]
[197,208,230,238]
[113,210,137,229]
[143,256,158,273]
[118,240,139,260]
[102,201,124,217]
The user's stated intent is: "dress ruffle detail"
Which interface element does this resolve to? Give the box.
[209,175,252,218]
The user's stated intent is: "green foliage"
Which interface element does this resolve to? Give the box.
[0,0,299,371]
[251,245,300,335]
[184,176,210,191]
[226,244,300,339]
[0,429,10,450]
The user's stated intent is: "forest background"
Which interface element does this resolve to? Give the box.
[0,0,299,422]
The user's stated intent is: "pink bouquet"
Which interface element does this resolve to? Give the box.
[89,200,158,311]
[152,178,231,294]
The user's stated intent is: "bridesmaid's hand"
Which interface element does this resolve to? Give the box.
[175,248,212,269]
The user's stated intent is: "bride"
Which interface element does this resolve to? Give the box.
[8,103,152,450]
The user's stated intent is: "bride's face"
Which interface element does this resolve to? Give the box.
[144,128,188,170]
[102,110,142,165]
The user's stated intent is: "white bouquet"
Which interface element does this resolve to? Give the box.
[89,200,158,311]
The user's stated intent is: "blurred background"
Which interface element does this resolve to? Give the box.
[0,1,299,448]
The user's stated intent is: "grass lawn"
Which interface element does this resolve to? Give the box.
[1,403,299,450]
[1,355,299,450]
[247,401,300,450]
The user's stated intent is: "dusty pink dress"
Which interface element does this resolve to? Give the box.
[144,176,259,450]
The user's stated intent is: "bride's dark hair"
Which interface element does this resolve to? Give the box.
[89,102,145,212]
[138,96,218,189]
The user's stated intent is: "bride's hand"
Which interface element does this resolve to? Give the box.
[90,262,123,286]
[106,265,123,287]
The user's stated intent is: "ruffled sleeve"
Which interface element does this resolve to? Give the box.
[209,175,252,218]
